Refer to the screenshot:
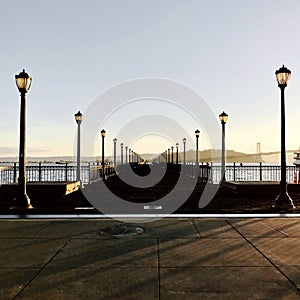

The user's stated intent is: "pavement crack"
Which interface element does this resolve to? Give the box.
[191,220,201,238]
[157,238,161,300]
[12,238,71,300]
[226,220,300,294]
[261,220,289,237]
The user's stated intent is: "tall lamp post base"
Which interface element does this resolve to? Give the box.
[10,194,33,210]
[273,185,295,209]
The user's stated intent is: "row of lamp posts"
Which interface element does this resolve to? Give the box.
[161,112,228,176]
[11,65,295,209]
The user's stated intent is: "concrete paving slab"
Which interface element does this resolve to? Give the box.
[0,220,51,238]
[262,218,300,237]
[159,238,271,267]
[28,220,120,238]
[192,219,241,238]
[141,219,199,239]
[228,218,287,238]
[250,238,300,266]
[0,268,39,300]
[280,267,300,290]
[16,267,159,300]
[0,238,67,268]
[160,267,300,299]
[48,238,158,269]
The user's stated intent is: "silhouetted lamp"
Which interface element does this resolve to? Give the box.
[195,129,200,171]
[101,129,106,179]
[219,111,228,182]
[11,69,33,209]
[274,65,295,208]
[75,111,83,124]
[74,111,83,182]
[183,138,187,165]
[120,143,124,165]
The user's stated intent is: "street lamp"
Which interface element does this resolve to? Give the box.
[176,143,179,165]
[75,111,83,183]
[125,146,128,164]
[195,130,200,178]
[168,148,170,164]
[195,129,200,166]
[101,129,106,179]
[11,69,33,209]
[120,143,124,165]
[274,65,295,208]
[219,111,228,182]
[171,146,174,164]
[183,138,187,165]
[129,149,131,163]
[113,138,117,167]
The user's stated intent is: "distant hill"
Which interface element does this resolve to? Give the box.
[151,149,264,163]
[0,150,264,164]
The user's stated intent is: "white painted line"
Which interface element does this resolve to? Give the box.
[0,213,300,219]
[144,205,162,210]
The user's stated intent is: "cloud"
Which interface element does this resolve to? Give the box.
[0,147,18,156]
[0,146,48,156]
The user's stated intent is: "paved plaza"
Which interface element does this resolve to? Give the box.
[1,217,300,299]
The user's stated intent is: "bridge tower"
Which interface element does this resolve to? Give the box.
[256,142,261,155]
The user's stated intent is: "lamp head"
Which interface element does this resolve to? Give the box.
[275,65,291,87]
[74,111,83,124]
[195,129,200,137]
[101,129,106,137]
[15,69,32,93]
[219,111,228,124]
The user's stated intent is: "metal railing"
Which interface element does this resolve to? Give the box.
[1,162,299,186]
[165,162,299,184]
[0,163,115,186]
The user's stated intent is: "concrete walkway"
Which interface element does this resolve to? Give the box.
[1,217,300,299]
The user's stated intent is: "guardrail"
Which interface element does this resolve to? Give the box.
[0,163,115,186]
[1,162,299,186]
[169,162,299,184]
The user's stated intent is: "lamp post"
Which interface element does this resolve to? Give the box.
[75,111,83,183]
[219,111,228,182]
[171,146,174,164]
[168,149,170,164]
[101,129,106,179]
[176,143,179,165]
[11,69,33,209]
[129,149,131,163]
[120,143,124,165]
[183,138,186,165]
[113,138,117,167]
[274,65,295,208]
[195,130,200,166]
[195,130,200,178]
[125,146,128,164]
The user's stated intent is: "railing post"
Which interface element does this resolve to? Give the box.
[65,162,68,182]
[233,162,236,181]
[39,162,42,182]
[259,162,262,181]
[88,162,91,184]
[13,162,17,183]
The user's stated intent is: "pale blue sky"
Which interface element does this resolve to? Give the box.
[1,0,300,157]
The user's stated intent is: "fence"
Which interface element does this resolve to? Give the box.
[1,162,299,186]
[211,163,299,183]
[0,163,115,186]
[173,162,299,183]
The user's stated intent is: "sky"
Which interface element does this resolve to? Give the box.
[1,0,300,159]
